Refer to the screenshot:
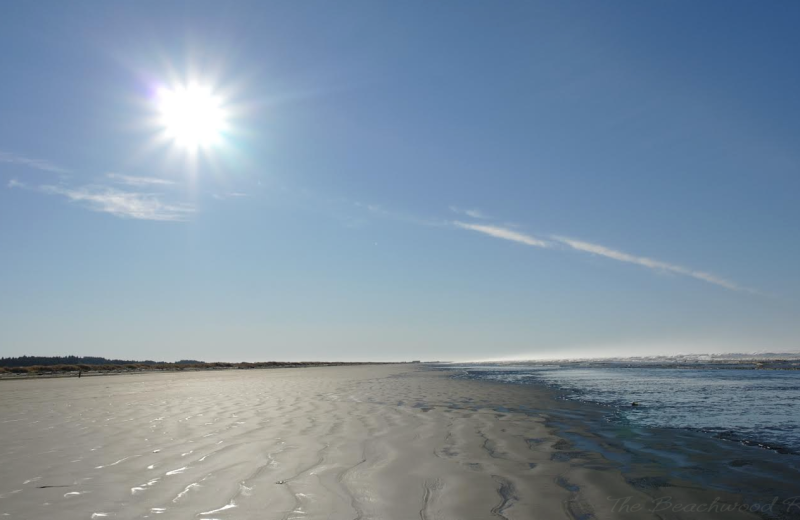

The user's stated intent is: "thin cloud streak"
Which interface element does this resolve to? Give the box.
[552,236,749,292]
[356,201,448,227]
[454,221,552,248]
[5,158,192,222]
[454,220,748,292]
[106,173,176,187]
[0,151,70,174]
[449,206,490,219]
[213,191,249,200]
[39,184,195,221]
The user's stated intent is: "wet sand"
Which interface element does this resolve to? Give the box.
[0,365,779,519]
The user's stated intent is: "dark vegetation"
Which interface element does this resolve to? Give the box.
[0,355,198,367]
[0,356,380,377]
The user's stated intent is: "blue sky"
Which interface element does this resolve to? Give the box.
[1,1,798,361]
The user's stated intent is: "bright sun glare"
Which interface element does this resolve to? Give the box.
[157,84,227,149]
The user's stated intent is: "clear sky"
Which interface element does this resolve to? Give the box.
[1,1,799,361]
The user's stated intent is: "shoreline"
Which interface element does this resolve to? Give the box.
[446,363,800,456]
[438,364,800,518]
[1,364,796,519]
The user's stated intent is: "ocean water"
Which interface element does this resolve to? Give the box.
[450,365,800,454]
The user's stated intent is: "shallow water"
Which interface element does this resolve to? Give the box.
[450,365,800,454]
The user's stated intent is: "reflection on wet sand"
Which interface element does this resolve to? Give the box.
[0,365,789,519]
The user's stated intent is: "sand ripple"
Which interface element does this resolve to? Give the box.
[0,365,762,519]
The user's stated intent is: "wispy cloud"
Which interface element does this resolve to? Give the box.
[454,220,748,292]
[0,151,70,174]
[5,157,193,221]
[454,221,552,248]
[37,184,195,221]
[355,201,447,227]
[356,202,382,213]
[551,236,748,292]
[106,173,176,187]
[212,191,249,200]
[449,206,490,219]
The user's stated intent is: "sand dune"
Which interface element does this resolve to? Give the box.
[0,365,760,519]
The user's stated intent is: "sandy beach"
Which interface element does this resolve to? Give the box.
[0,365,780,519]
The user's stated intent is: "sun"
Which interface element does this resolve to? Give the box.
[157,84,227,149]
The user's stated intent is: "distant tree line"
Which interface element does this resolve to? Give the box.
[0,356,385,376]
[0,355,196,367]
